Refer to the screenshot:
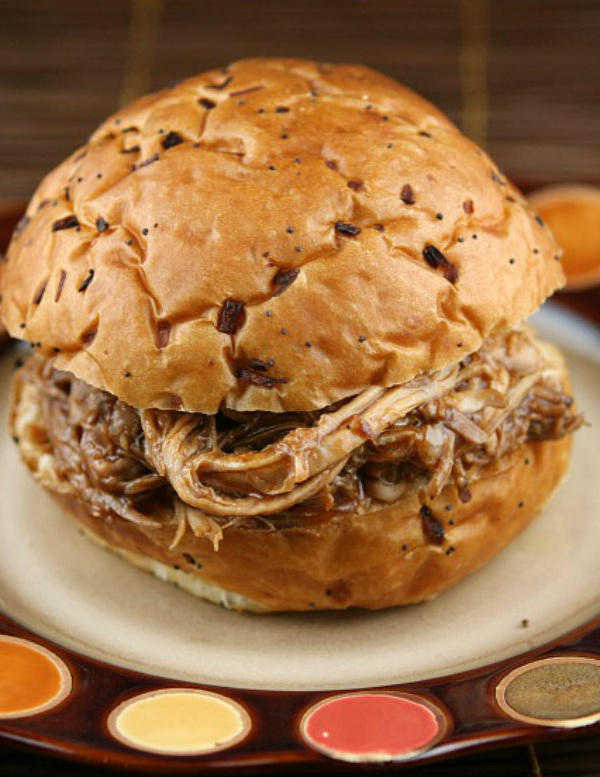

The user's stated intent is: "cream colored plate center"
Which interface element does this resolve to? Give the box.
[0,304,598,691]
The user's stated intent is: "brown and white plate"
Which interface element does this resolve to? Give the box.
[0,205,600,770]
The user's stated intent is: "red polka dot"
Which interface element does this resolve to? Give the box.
[301,692,445,763]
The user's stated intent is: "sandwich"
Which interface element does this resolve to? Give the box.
[1,58,581,611]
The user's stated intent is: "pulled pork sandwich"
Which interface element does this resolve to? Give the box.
[1,59,581,611]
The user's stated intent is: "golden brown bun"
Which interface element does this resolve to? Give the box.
[1,59,563,412]
[10,360,571,610]
[72,524,270,613]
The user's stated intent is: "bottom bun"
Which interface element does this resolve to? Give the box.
[76,522,269,613]
[45,437,570,612]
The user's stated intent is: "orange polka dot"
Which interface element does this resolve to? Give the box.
[0,636,71,718]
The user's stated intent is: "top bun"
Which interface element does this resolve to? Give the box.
[1,58,563,413]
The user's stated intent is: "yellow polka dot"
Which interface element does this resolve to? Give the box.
[109,689,250,755]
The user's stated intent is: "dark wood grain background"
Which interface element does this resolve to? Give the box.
[1,0,600,202]
[0,1,599,775]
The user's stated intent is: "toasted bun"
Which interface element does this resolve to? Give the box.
[1,59,563,412]
[11,362,571,611]
[75,524,270,613]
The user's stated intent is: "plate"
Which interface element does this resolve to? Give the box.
[0,302,599,771]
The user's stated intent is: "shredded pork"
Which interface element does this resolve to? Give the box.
[17,328,581,543]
